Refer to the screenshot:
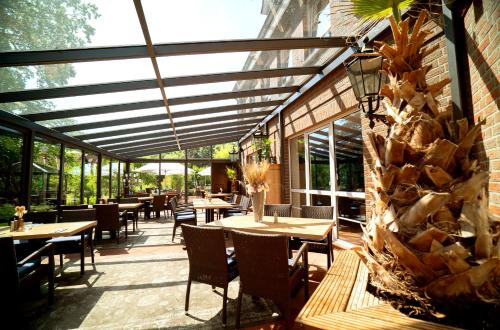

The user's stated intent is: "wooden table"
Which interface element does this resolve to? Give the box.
[208,215,334,241]
[2,221,97,275]
[118,203,142,231]
[296,250,458,329]
[192,198,232,223]
[137,196,153,202]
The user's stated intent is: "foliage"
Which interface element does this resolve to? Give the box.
[225,167,237,182]
[343,0,413,23]
[0,0,99,115]
[252,137,273,161]
[213,142,237,159]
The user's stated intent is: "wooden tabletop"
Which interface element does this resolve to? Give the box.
[207,215,334,240]
[296,250,458,329]
[137,196,153,201]
[118,203,143,210]
[192,198,232,209]
[1,221,97,240]
[209,193,232,198]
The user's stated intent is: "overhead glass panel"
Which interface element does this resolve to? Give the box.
[2,88,160,118]
[1,0,143,52]
[65,119,171,137]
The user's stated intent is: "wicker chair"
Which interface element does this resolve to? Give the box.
[264,204,292,217]
[1,236,55,310]
[227,196,251,216]
[24,210,58,224]
[94,204,127,244]
[298,205,335,268]
[146,195,167,219]
[46,209,96,275]
[120,197,140,230]
[170,199,196,242]
[231,230,309,329]
[181,224,238,326]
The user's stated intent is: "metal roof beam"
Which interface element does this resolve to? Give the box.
[0,38,347,67]
[55,108,271,133]
[0,67,318,103]
[102,127,251,150]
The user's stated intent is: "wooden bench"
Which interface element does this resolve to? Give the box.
[296,250,459,329]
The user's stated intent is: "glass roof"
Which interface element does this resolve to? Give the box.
[0,0,373,158]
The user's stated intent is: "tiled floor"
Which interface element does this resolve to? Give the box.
[21,212,361,329]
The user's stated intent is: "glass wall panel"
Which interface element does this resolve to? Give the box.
[161,150,185,160]
[291,192,307,218]
[187,146,211,159]
[334,112,364,192]
[130,163,158,194]
[160,162,185,195]
[84,152,98,204]
[31,138,61,211]
[188,162,211,200]
[120,162,126,197]
[311,194,331,207]
[212,142,237,159]
[308,127,330,191]
[101,157,110,199]
[63,148,82,205]
[111,160,119,198]
[289,136,306,189]
[0,126,23,224]
[337,197,366,223]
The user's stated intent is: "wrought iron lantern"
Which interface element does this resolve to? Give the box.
[344,38,386,128]
[252,127,268,161]
[229,145,239,162]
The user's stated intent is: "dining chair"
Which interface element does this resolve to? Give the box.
[264,204,292,217]
[231,230,309,329]
[23,210,58,224]
[181,224,238,326]
[0,236,55,310]
[94,204,127,244]
[170,199,197,241]
[227,196,251,216]
[120,197,140,230]
[146,195,167,219]
[297,205,335,268]
[46,209,95,276]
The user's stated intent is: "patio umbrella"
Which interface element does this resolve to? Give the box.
[198,166,211,176]
[161,163,194,176]
[135,163,160,174]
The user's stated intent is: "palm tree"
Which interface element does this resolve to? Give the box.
[342,0,413,23]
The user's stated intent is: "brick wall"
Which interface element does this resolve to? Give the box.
[465,0,500,214]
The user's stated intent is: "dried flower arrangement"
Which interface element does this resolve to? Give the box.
[242,161,270,195]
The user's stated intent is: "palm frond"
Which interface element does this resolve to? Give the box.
[340,0,414,22]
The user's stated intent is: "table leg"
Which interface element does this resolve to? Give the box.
[327,230,333,269]
[155,210,160,218]
[209,209,215,223]
[134,209,139,230]
[80,232,85,276]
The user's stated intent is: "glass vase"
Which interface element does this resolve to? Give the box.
[252,190,266,222]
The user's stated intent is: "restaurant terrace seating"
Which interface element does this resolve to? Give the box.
[94,204,127,244]
[0,236,55,309]
[46,209,96,275]
[170,199,196,242]
[181,224,238,326]
[231,230,309,329]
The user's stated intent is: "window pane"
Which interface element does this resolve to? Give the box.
[291,192,307,218]
[188,163,211,199]
[159,162,185,195]
[309,127,330,190]
[311,194,331,207]
[289,136,305,189]
[111,160,119,198]
[84,152,98,204]
[334,112,364,192]
[162,150,185,160]
[31,138,61,211]
[212,142,237,159]
[187,146,211,159]
[63,148,82,205]
[101,157,110,199]
[0,126,23,224]
[337,197,366,223]
[130,163,158,194]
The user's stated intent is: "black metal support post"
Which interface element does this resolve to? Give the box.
[80,152,85,204]
[96,153,102,200]
[278,112,285,203]
[21,130,34,208]
[57,144,65,208]
[442,0,474,122]
[184,150,188,203]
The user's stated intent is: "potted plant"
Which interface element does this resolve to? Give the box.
[226,167,238,192]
